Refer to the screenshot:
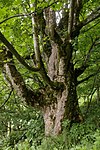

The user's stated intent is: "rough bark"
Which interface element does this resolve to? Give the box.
[42,30,83,136]
[43,89,68,136]
[2,50,43,107]
[43,59,83,136]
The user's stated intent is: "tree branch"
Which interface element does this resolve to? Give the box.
[30,2,41,68]
[0,25,63,91]
[68,0,75,39]
[30,5,64,90]
[77,70,100,85]
[44,7,56,39]
[0,1,58,25]
[75,37,100,77]
[72,6,100,38]
[82,6,100,27]
[3,50,44,107]
[0,31,40,71]
[0,13,31,25]
[0,89,13,109]
[74,0,83,27]
[84,37,99,66]
[40,59,64,90]
[81,20,100,33]
[75,65,88,78]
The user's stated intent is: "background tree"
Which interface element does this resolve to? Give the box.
[0,0,100,136]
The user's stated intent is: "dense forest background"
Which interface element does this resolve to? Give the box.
[0,0,100,149]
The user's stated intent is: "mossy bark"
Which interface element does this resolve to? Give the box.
[42,74,82,136]
[42,43,83,136]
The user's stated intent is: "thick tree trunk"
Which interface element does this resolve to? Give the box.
[42,79,82,136]
[2,46,83,137]
[43,89,67,136]
[42,42,83,136]
[42,84,82,136]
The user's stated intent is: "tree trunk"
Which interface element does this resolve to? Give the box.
[42,43,83,136]
[43,89,67,136]
[3,42,83,136]
[2,39,83,137]
[42,75,82,136]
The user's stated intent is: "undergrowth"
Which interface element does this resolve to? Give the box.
[1,101,100,150]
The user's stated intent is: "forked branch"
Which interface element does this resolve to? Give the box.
[77,71,100,85]
[82,6,100,27]
[84,37,100,66]
[72,6,100,38]
[75,37,100,77]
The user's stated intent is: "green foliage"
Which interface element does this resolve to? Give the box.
[1,100,99,150]
[0,105,44,149]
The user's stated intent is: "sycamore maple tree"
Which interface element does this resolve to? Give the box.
[0,0,100,136]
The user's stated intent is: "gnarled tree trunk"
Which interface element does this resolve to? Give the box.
[42,41,82,136]
[2,43,82,136]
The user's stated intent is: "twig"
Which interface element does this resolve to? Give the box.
[0,31,40,71]
[84,37,100,66]
[85,76,97,115]
[77,71,99,85]
[0,1,58,25]
[81,20,100,33]
[0,13,31,25]
[75,37,100,78]
[82,6,100,27]
[0,88,13,109]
